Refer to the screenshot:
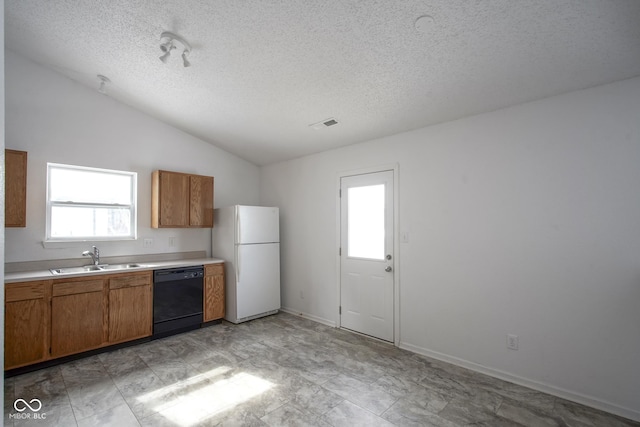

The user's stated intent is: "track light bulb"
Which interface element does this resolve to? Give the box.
[160,40,173,53]
[182,50,191,67]
[159,50,171,63]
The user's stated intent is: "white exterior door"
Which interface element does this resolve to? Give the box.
[340,170,394,342]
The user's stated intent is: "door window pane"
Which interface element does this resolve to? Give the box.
[348,184,385,260]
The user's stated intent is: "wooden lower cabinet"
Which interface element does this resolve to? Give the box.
[5,281,51,370]
[204,263,225,321]
[50,278,107,358]
[4,266,214,370]
[108,271,152,343]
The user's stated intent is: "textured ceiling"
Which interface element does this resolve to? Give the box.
[6,1,640,165]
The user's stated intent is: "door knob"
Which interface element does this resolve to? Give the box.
[386,254,392,260]
[385,266,392,272]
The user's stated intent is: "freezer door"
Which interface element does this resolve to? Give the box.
[236,243,281,319]
[236,206,280,244]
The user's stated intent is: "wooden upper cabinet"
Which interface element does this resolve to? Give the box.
[5,149,28,227]
[152,170,214,228]
[190,174,214,227]
[152,170,190,227]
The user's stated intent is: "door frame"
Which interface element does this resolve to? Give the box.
[335,163,400,346]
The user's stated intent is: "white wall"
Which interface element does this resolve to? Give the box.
[260,76,640,420]
[4,51,260,263]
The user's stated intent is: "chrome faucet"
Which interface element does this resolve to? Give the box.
[82,246,100,266]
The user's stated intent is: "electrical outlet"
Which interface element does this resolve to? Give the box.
[299,290,304,300]
[169,237,176,247]
[143,238,153,248]
[507,334,519,350]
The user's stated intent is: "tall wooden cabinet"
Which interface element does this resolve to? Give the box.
[151,170,214,228]
[5,149,28,227]
[204,263,225,322]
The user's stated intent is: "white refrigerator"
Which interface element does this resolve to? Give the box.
[212,205,281,323]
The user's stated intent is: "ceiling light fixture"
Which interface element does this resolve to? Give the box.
[97,74,111,94]
[159,31,192,67]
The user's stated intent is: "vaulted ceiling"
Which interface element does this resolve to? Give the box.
[6,1,640,165]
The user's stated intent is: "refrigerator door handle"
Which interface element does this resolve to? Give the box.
[235,207,241,244]
[235,245,240,283]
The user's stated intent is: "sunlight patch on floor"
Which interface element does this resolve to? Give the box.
[136,367,275,426]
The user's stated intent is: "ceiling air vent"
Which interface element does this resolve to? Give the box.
[309,118,339,130]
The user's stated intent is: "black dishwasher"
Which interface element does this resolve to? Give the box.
[153,266,204,338]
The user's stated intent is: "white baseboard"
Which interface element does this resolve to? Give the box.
[399,341,640,423]
[280,307,336,328]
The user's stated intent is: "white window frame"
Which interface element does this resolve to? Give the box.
[46,163,137,242]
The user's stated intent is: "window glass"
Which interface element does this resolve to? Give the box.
[46,163,137,241]
[347,184,385,260]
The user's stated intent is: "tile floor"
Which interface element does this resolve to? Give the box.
[4,312,638,426]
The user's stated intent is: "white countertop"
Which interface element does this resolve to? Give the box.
[5,257,224,283]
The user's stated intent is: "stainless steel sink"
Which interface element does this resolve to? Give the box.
[50,265,106,275]
[50,263,147,275]
[101,263,145,270]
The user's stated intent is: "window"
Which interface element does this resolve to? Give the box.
[347,184,385,260]
[46,163,137,241]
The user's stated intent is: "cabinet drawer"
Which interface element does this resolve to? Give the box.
[53,279,104,296]
[205,263,224,276]
[109,272,152,290]
[6,281,46,302]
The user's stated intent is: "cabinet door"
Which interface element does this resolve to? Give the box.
[51,279,106,358]
[154,170,190,227]
[5,281,50,369]
[204,264,225,321]
[108,272,153,343]
[190,175,214,227]
[5,149,27,227]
